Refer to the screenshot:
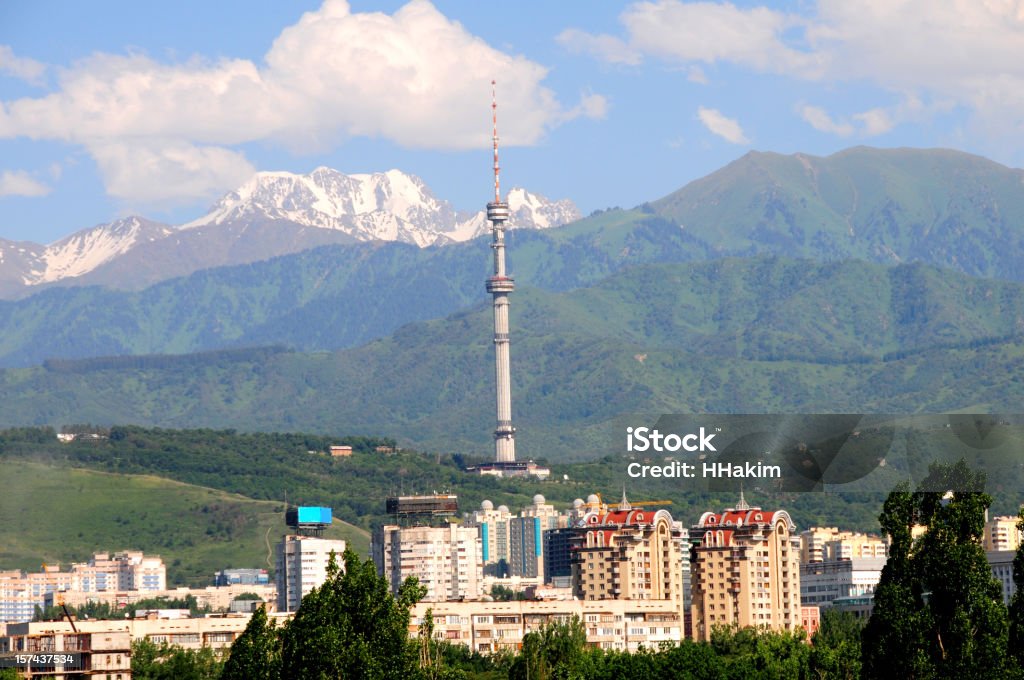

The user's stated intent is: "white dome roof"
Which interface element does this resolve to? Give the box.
[573,498,584,508]
[586,494,600,504]
[533,494,546,505]
[481,500,494,511]
[498,505,510,513]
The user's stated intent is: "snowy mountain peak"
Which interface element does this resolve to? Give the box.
[183,167,578,247]
[29,216,173,284]
[0,167,579,295]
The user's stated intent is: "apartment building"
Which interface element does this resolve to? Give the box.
[275,535,346,612]
[464,501,512,576]
[799,527,888,563]
[983,516,1022,553]
[0,552,166,623]
[570,498,688,613]
[374,524,483,601]
[689,498,802,641]
[410,598,683,653]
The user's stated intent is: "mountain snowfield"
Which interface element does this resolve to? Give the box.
[182,167,578,246]
[1,168,579,295]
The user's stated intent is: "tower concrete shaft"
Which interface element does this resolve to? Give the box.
[486,80,516,463]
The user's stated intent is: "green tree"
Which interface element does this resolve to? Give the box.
[810,609,862,680]
[914,460,1008,677]
[279,547,425,679]
[508,616,593,680]
[863,461,1010,679]
[1009,508,1024,674]
[862,481,934,679]
[221,604,281,680]
[131,638,223,680]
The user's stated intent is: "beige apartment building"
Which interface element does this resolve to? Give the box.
[571,499,688,613]
[799,527,888,563]
[689,498,802,641]
[411,598,683,654]
[984,515,1023,552]
[0,552,166,623]
[0,613,280,677]
[374,524,483,601]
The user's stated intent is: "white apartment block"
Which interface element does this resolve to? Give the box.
[275,535,346,612]
[374,524,483,602]
[411,598,683,654]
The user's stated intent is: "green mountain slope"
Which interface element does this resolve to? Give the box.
[0,216,700,368]
[1,147,1021,368]
[0,459,367,586]
[647,146,1024,278]
[2,257,1024,459]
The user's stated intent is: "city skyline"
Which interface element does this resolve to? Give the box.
[3,0,1024,243]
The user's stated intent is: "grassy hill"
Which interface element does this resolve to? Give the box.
[0,459,368,586]
[1,257,1024,459]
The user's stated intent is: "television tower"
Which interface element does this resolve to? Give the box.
[485,80,516,463]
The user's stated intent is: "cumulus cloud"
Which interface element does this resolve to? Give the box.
[697,107,749,144]
[0,170,51,197]
[799,105,854,137]
[556,28,642,65]
[0,0,598,206]
[0,46,46,86]
[566,0,1024,149]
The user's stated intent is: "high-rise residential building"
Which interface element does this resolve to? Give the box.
[799,527,888,563]
[570,496,688,611]
[275,535,346,612]
[983,515,1022,552]
[689,497,802,641]
[464,500,513,576]
[374,524,483,602]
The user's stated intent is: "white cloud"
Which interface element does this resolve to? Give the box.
[556,28,642,65]
[697,107,749,144]
[0,46,46,86]
[88,140,256,205]
[0,0,598,206]
[687,66,709,85]
[799,105,854,137]
[622,1,822,76]
[566,0,1024,150]
[852,107,894,136]
[0,170,51,197]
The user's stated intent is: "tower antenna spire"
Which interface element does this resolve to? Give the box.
[492,79,500,203]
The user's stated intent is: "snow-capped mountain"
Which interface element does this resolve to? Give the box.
[0,167,579,297]
[182,167,579,247]
[28,217,174,284]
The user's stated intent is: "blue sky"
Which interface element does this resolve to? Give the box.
[1,0,1022,243]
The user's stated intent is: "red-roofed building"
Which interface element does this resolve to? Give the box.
[689,494,801,641]
[569,492,688,625]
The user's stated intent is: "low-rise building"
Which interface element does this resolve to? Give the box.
[800,557,885,608]
[410,598,683,654]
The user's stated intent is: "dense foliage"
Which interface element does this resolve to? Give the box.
[862,460,1018,679]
